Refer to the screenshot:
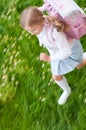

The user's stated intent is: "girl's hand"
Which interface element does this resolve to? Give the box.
[40,52,50,62]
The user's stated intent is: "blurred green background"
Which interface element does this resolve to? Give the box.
[0,0,86,130]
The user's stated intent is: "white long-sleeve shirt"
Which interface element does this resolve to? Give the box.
[37,23,75,61]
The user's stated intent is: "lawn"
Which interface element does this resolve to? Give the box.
[0,0,86,130]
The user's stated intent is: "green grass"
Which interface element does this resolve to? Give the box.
[0,0,86,130]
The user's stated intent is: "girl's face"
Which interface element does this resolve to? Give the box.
[27,21,44,35]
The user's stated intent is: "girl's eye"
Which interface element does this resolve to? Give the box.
[33,29,36,32]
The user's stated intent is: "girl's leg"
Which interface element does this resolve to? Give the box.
[52,75,71,105]
[76,52,86,69]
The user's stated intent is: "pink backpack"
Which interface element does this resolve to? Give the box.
[39,0,86,39]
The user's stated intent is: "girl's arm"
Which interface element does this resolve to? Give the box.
[40,52,50,62]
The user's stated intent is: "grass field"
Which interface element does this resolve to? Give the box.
[0,0,86,130]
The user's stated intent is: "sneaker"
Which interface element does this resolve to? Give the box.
[83,52,86,59]
[58,87,71,105]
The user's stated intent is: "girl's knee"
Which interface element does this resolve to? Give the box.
[52,75,63,81]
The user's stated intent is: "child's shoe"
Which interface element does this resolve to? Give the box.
[58,87,71,105]
[83,52,86,59]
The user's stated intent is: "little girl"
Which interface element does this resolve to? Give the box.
[20,7,86,105]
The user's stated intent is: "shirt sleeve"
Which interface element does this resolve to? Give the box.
[50,28,72,61]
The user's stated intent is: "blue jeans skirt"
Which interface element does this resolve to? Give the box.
[50,40,83,76]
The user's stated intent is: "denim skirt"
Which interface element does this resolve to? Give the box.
[50,40,83,76]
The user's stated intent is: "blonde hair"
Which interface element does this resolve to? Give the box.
[46,16,69,32]
[20,7,44,29]
[20,7,69,32]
